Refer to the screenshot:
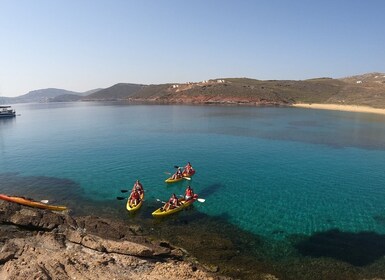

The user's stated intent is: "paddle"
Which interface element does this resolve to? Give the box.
[118,196,146,202]
[164,172,172,175]
[40,200,49,204]
[174,165,180,169]
[178,195,205,203]
[122,187,146,193]
[156,199,182,211]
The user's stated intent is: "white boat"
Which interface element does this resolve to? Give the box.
[0,106,16,118]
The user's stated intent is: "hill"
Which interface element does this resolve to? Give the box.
[82,73,385,108]
[0,88,103,104]
[9,88,82,103]
[49,88,103,102]
[83,83,145,101]
[49,94,83,102]
[2,73,385,107]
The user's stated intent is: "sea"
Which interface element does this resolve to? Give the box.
[1,102,385,279]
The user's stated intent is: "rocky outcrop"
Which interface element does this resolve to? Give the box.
[0,200,225,280]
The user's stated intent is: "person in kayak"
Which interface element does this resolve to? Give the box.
[163,193,180,211]
[184,185,194,201]
[171,167,183,180]
[129,189,141,207]
[183,162,194,175]
[132,180,143,194]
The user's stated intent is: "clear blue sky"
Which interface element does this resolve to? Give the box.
[1,0,384,97]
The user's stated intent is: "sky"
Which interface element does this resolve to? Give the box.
[1,0,385,97]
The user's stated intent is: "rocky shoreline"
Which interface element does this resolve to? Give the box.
[0,200,231,280]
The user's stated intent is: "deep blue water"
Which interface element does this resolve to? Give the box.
[1,102,385,277]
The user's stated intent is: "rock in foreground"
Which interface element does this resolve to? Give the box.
[0,200,226,280]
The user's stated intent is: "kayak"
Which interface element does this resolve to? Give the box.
[165,176,184,183]
[0,194,68,211]
[126,192,144,212]
[152,194,198,217]
[165,170,195,183]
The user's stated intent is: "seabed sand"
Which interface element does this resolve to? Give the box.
[292,103,385,116]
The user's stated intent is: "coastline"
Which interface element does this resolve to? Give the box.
[292,103,385,115]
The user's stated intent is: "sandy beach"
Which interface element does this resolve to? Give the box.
[292,103,385,116]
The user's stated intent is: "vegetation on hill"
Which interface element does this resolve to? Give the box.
[81,73,385,108]
[84,83,145,100]
[50,94,83,102]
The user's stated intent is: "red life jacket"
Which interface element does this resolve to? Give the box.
[131,191,140,199]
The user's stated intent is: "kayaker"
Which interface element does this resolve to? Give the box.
[184,185,194,201]
[163,193,180,211]
[129,189,141,207]
[183,162,194,175]
[171,167,183,180]
[132,180,143,194]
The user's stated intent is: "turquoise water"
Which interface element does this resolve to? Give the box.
[2,102,385,277]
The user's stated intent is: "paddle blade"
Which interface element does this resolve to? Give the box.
[40,200,49,204]
[183,177,191,180]
[174,165,180,169]
[164,172,171,175]
[116,196,126,200]
[197,198,205,203]
[120,190,129,193]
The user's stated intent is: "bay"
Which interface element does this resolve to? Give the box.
[1,102,385,279]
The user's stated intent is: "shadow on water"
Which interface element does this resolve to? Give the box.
[0,172,123,218]
[0,172,85,201]
[199,183,224,198]
[127,203,385,280]
[0,173,145,218]
[140,210,280,279]
[295,229,385,266]
[373,215,385,226]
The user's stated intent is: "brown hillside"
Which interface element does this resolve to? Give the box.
[83,73,385,108]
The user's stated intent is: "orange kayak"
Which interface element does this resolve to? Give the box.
[0,194,67,211]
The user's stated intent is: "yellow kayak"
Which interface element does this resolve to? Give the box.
[164,171,194,183]
[0,194,67,211]
[126,192,144,212]
[165,176,184,183]
[152,194,198,217]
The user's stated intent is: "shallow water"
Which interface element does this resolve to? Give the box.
[1,102,385,279]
